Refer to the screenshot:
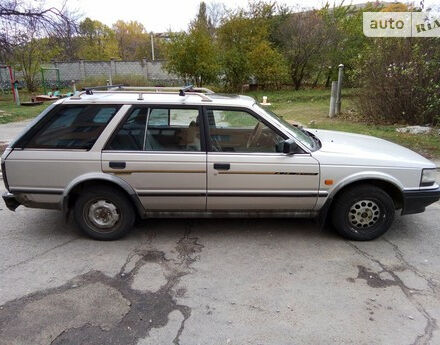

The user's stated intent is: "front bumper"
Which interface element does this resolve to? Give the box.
[2,192,21,211]
[402,187,440,215]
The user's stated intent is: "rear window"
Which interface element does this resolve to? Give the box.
[23,105,121,150]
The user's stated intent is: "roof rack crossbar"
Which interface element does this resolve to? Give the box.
[120,86,214,94]
[70,84,214,101]
[70,89,213,102]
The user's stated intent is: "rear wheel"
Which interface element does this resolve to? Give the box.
[74,187,135,240]
[331,185,395,241]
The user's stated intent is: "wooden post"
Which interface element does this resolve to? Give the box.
[329,81,337,118]
[13,80,20,106]
[336,64,344,115]
[7,66,15,102]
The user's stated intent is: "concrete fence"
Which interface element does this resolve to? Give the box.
[14,59,179,84]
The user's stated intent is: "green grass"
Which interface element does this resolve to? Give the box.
[0,92,53,124]
[247,89,440,159]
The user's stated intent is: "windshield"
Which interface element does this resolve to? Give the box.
[254,104,318,151]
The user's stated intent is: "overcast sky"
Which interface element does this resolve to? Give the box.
[48,0,439,32]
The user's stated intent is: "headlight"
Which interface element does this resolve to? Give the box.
[421,168,437,187]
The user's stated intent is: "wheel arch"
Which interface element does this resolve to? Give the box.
[62,173,145,218]
[330,178,404,210]
[319,173,404,226]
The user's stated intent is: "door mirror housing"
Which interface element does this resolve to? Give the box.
[282,138,299,155]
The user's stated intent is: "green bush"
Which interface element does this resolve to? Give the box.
[354,38,440,125]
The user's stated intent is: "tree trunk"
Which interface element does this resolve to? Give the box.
[325,68,332,88]
[312,67,322,88]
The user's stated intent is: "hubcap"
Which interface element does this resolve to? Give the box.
[87,200,120,229]
[348,200,381,229]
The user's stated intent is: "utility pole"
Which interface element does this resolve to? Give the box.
[151,33,155,61]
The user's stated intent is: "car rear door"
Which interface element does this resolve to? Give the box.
[205,107,320,211]
[102,105,207,211]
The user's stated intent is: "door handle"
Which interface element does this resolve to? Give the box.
[109,161,126,169]
[214,163,230,170]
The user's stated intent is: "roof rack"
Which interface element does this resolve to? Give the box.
[70,84,214,102]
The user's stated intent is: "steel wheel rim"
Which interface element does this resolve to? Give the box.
[85,199,120,232]
[348,199,381,230]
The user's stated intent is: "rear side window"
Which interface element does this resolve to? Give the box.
[107,106,202,152]
[24,105,120,150]
[107,107,148,151]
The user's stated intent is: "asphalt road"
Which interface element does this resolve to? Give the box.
[0,120,439,344]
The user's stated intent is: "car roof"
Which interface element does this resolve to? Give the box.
[62,92,257,107]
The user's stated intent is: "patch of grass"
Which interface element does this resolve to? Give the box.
[0,93,52,124]
[246,89,440,159]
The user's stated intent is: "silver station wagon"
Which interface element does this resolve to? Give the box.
[2,85,439,240]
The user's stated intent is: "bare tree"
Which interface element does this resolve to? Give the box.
[276,10,331,89]
[0,0,77,47]
[207,2,227,29]
[0,1,78,90]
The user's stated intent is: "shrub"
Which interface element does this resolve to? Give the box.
[354,38,440,125]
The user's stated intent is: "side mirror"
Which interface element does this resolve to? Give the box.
[282,138,299,155]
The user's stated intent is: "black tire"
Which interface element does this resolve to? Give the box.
[331,184,395,241]
[73,186,135,240]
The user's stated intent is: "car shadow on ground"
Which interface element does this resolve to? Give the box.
[130,217,339,242]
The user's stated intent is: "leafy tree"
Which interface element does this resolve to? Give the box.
[248,41,288,88]
[217,11,268,91]
[381,3,409,12]
[317,3,367,87]
[13,38,47,91]
[78,18,118,60]
[194,2,215,36]
[164,2,219,86]
[165,29,219,86]
[113,20,150,60]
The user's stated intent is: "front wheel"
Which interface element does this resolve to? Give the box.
[74,187,135,240]
[331,185,395,241]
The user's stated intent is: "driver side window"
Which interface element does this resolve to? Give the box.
[207,108,284,153]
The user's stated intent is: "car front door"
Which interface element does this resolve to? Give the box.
[205,107,320,211]
[102,105,207,211]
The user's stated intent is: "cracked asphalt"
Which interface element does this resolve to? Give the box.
[0,178,439,345]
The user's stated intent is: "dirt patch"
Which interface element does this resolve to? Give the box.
[355,265,398,289]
